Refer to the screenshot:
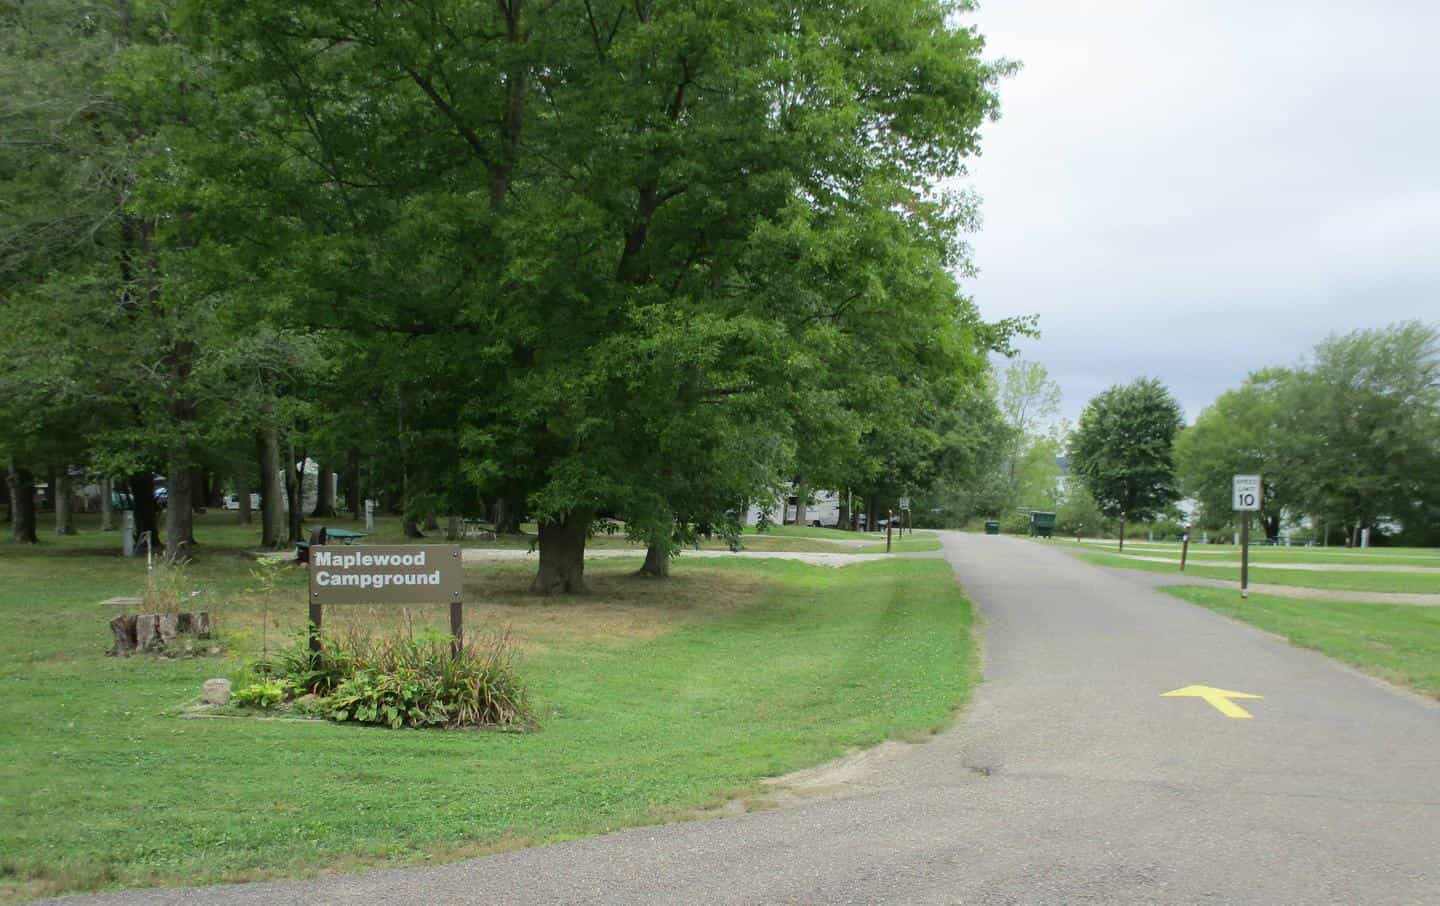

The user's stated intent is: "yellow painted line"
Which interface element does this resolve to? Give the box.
[1161,685,1262,719]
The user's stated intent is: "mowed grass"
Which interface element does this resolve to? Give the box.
[1054,538,1440,568]
[1165,586,1440,698]
[0,524,975,901]
[1074,551,1440,595]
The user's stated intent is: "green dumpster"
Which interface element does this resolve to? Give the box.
[984,520,1000,535]
[1029,511,1056,538]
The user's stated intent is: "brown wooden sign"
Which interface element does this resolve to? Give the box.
[308,545,463,605]
[306,545,466,653]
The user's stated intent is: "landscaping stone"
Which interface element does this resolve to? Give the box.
[201,678,232,705]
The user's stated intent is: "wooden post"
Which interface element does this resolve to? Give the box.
[450,602,464,656]
[308,596,323,653]
[1240,513,1250,599]
[886,510,893,553]
[1180,529,1190,572]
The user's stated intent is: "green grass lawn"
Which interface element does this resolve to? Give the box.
[0,523,975,901]
[1052,538,1440,568]
[1164,586,1440,699]
[1074,551,1440,595]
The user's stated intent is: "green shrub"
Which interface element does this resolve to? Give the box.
[235,629,530,730]
[327,633,529,729]
[232,677,295,710]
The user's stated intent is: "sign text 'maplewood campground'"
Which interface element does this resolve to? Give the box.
[308,545,463,605]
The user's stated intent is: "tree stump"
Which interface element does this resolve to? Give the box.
[109,614,138,657]
[109,611,214,656]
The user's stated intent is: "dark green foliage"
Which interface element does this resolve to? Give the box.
[1068,378,1183,535]
[1175,322,1440,544]
[243,630,530,730]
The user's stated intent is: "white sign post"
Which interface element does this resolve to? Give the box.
[1232,475,1261,598]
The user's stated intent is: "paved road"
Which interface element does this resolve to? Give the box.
[59,533,1440,904]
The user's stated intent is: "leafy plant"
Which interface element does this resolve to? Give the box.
[326,632,529,730]
[237,628,529,729]
[232,678,295,710]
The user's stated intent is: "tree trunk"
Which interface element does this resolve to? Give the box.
[867,494,879,532]
[100,477,117,531]
[1264,514,1280,542]
[7,460,37,543]
[345,448,361,519]
[54,470,76,535]
[794,479,808,527]
[129,473,159,552]
[529,511,592,595]
[836,490,850,532]
[1118,516,1126,552]
[423,514,440,532]
[403,515,425,538]
[637,539,670,578]
[206,470,224,510]
[285,444,303,544]
[445,515,462,541]
[166,449,196,560]
[236,472,253,525]
[493,495,523,534]
[313,464,335,518]
[258,431,284,549]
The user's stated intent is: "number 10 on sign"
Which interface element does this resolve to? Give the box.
[1233,475,1262,512]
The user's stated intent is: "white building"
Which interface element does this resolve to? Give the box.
[744,488,842,527]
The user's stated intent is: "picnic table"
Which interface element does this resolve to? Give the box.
[296,526,368,562]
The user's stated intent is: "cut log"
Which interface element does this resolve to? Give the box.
[156,612,179,645]
[134,614,160,651]
[109,614,137,657]
[190,611,212,638]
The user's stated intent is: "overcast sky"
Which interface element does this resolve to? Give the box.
[957,0,1440,424]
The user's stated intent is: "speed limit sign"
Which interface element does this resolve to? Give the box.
[1233,474,1262,511]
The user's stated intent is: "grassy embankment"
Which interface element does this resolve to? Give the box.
[1071,550,1439,595]
[0,515,973,901]
[1052,538,1440,569]
[1165,587,1440,700]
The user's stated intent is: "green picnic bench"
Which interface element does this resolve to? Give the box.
[296,527,368,562]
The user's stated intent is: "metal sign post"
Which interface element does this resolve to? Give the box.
[1232,475,1262,598]
[1180,529,1190,572]
[898,497,910,537]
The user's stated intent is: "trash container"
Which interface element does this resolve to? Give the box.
[984,520,1000,535]
[1028,511,1057,538]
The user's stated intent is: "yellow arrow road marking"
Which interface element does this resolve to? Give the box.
[1161,685,1262,719]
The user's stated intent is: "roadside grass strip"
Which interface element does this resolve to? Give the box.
[1164,586,1440,699]
[0,549,975,901]
[1075,551,1440,595]
[1052,538,1440,568]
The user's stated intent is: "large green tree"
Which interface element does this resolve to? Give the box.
[175,0,1014,592]
[1174,370,1289,540]
[1068,377,1183,551]
[1278,322,1440,545]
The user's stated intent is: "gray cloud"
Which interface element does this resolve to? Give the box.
[958,0,1440,422]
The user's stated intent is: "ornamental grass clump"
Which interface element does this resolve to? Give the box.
[234,629,531,730]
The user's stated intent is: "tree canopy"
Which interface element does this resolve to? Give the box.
[2,0,1021,588]
[1068,377,1183,549]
